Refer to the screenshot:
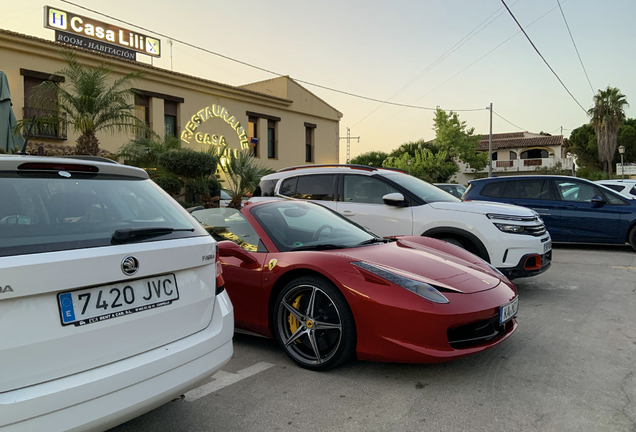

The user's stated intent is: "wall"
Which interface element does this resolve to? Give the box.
[0,30,341,171]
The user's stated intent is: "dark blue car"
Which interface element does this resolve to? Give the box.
[463,175,636,250]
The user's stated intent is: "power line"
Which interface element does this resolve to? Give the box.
[492,111,526,130]
[351,0,522,127]
[556,0,595,94]
[499,0,588,114]
[58,0,485,113]
[360,0,568,136]
[291,80,486,112]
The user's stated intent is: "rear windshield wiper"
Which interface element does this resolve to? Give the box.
[291,243,348,251]
[111,227,195,244]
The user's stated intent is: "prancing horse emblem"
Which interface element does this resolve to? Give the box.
[268,259,278,271]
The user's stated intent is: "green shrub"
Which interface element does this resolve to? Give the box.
[153,176,184,196]
[575,168,609,181]
[159,149,217,178]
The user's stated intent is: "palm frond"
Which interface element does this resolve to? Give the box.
[221,150,273,200]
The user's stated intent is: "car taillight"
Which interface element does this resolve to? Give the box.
[215,243,225,294]
[244,201,251,206]
[18,162,99,172]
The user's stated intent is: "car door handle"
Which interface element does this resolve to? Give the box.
[341,210,355,216]
[561,205,577,210]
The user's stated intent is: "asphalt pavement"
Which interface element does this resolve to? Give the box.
[110,244,636,432]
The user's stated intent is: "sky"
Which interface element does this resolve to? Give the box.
[2,0,635,162]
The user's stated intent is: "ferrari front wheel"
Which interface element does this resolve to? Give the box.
[273,275,356,371]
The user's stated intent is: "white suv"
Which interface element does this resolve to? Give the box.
[0,155,233,431]
[251,165,551,279]
[595,179,636,198]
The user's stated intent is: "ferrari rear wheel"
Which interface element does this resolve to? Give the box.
[273,275,356,371]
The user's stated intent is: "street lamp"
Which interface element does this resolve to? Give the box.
[618,145,626,180]
[407,158,412,175]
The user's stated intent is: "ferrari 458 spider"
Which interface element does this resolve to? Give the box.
[191,200,518,370]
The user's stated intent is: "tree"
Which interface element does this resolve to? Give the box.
[588,86,629,178]
[433,108,488,172]
[349,151,388,167]
[17,51,145,156]
[388,141,437,158]
[116,134,182,168]
[383,148,457,183]
[617,118,636,165]
[382,110,485,183]
[221,150,273,209]
[564,124,599,171]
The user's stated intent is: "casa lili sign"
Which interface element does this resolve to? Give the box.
[181,105,250,159]
[44,6,161,58]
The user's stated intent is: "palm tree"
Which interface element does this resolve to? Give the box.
[18,51,145,156]
[221,150,273,210]
[116,133,182,168]
[588,86,629,178]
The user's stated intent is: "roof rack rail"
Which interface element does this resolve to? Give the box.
[61,155,119,164]
[277,164,378,173]
[381,167,408,174]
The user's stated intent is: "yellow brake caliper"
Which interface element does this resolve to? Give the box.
[288,295,303,343]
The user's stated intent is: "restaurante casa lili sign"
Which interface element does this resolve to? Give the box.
[181,105,251,161]
[44,6,161,61]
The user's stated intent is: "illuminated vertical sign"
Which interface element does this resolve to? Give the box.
[43,6,161,58]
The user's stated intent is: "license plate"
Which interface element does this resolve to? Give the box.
[499,296,518,324]
[58,274,179,327]
[544,240,552,253]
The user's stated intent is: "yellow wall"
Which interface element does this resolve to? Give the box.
[1,30,341,170]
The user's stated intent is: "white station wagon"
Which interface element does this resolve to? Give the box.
[0,155,233,431]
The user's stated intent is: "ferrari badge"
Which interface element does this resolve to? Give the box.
[268,259,278,271]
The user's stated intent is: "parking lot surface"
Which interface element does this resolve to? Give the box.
[111,245,636,432]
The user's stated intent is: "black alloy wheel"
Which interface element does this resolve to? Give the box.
[629,226,636,251]
[273,275,356,371]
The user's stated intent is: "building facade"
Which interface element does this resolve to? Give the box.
[455,132,573,184]
[0,29,342,169]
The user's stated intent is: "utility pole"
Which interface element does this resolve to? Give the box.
[561,126,563,136]
[168,40,174,71]
[488,103,493,177]
[339,127,360,163]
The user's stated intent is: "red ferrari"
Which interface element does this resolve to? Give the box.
[191,200,518,371]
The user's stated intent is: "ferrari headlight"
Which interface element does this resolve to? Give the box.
[494,223,526,234]
[484,260,504,276]
[352,262,449,304]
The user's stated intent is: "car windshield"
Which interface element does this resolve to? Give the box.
[383,172,460,203]
[250,201,377,252]
[0,173,207,257]
[191,207,261,252]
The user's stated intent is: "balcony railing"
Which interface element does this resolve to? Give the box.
[523,159,542,166]
[496,160,513,167]
[459,157,573,174]
[22,107,67,140]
